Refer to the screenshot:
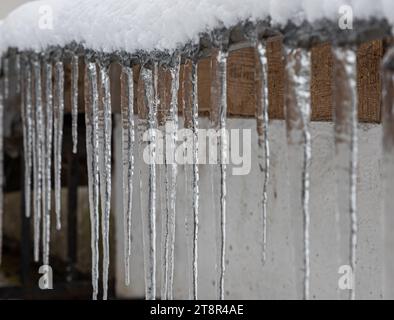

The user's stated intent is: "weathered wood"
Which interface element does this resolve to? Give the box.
[63,38,384,123]
[311,42,333,121]
[357,40,384,123]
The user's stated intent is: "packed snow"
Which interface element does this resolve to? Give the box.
[0,0,393,54]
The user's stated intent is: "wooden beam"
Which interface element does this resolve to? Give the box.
[62,38,384,124]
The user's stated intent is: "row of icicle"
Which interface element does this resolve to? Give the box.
[2,36,392,300]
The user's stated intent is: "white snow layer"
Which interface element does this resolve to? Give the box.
[0,0,392,54]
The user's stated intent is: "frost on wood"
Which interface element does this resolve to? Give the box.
[285,48,311,300]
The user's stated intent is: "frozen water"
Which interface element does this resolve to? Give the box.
[54,60,65,231]
[85,61,100,300]
[120,65,135,287]
[285,48,311,300]
[256,42,270,265]
[71,54,79,154]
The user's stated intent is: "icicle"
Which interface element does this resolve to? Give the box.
[53,58,65,230]
[85,61,100,300]
[183,59,200,300]
[15,54,21,95]
[186,61,199,300]
[166,57,180,300]
[139,65,157,300]
[285,48,311,300]
[191,61,199,300]
[333,48,358,300]
[32,55,44,263]
[211,48,229,300]
[159,135,169,300]
[97,60,112,300]
[3,57,9,100]
[71,54,79,154]
[382,48,394,300]
[156,67,169,300]
[256,42,270,265]
[42,58,53,265]
[23,57,33,219]
[120,64,135,287]
[0,75,4,265]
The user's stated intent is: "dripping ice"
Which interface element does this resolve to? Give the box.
[54,58,65,231]
[120,64,135,287]
[285,48,311,300]
[97,59,112,300]
[71,54,79,154]
[85,60,100,300]
[256,42,270,265]
[333,48,358,300]
[139,66,157,300]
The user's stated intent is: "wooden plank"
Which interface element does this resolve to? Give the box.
[357,40,384,123]
[311,42,333,121]
[66,38,384,124]
[266,36,285,120]
[227,47,256,117]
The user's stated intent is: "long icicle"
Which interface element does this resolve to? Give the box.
[333,47,358,300]
[212,48,229,300]
[71,54,79,154]
[285,48,312,300]
[85,61,100,300]
[23,56,33,219]
[256,42,270,265]
[167,56,180,300]
[157,67,169,300]
[190,60,199,300]
[3,57,9,100]
[54,58,65,230]
[120,64,135,287]
[42,57,53,265]
[140,65,157,300]
[32,55,44,263]
[98,60,112,300]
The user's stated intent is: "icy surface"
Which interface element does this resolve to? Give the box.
[0,0,392,54]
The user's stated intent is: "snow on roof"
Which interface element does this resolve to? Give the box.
[0,0,392,55]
